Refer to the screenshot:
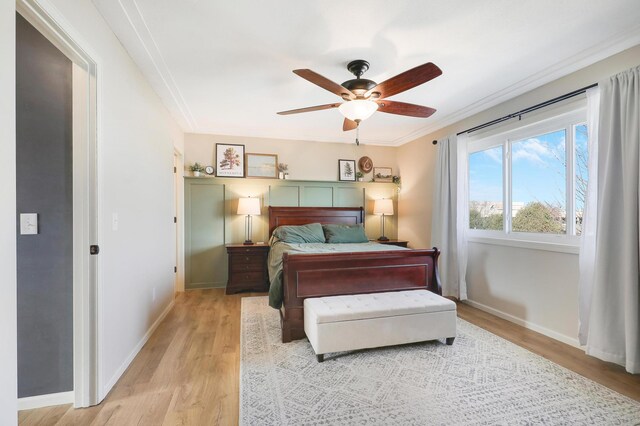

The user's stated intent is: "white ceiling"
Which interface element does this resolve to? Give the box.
[93,0,640,146]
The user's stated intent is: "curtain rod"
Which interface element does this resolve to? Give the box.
[431,83,598,145]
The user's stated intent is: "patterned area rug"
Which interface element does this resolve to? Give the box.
[240,296,640,425]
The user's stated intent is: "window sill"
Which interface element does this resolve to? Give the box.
[467,235,579,254]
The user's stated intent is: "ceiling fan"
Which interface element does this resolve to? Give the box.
[277,59,442,133]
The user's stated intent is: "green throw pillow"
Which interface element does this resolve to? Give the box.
[272,223,325,244]
[322,224,369,243]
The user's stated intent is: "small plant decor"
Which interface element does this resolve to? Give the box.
[278,163,289,179]
[356,171,364,181]
[392,175,401,192]
[190,162,205,177]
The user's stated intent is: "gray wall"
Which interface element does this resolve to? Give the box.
[16,13,73,398]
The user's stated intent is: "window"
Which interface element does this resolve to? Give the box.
[511,129,566,234]
[467,107,588,247]
[574,124,588,235]
[469,146,503,230]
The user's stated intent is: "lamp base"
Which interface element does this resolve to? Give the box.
[243,240,254,245]
[377,236,389,241]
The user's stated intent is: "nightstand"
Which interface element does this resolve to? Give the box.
[375,239,409,248]
[225,243,270,294]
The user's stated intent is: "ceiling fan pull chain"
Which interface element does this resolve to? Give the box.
[356,126,360,146]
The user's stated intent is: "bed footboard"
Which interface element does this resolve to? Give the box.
[281,248,441,342]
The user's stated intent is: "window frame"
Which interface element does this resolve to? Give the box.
[465,102,587,253]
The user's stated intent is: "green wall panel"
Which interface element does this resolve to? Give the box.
[302,186,333,207]
[268,185,299,206]
[184,177,399,290]
[185,181,226,289]
[335,187,364,207]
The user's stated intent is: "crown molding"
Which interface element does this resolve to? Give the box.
[390,24,640,147]
[114,0,197,131]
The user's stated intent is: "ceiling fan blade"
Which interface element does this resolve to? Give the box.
[376,100,436,118]
[343,118,358,131]
[277,103,341,115]
[293,69,355,99]
[368,62,442,99]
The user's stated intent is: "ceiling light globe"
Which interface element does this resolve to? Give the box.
[338,100,379,122]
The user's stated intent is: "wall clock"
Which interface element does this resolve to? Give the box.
[358,156,373,173]
[205,166,214,175]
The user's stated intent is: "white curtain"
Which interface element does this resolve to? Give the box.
[578,86,600,345]
[431,134,468,299]
[582,66,640,374]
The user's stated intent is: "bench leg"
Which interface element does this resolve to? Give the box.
[446,337,455,345]
[316,354,324,363]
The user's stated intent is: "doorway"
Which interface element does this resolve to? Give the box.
[16,0,99,409]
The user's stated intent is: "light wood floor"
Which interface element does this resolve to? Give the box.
[19,289,640,425]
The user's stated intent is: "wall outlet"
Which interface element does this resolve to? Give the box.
[112,213,119,231]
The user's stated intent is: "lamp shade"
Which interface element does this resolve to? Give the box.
[237,197,261,216]
[373,199,394,216]
[338,100,378,122]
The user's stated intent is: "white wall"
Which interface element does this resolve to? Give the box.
[25,0,184,401]
[185,133,398,182]
[398,44,640,346]
[0,0,17,422]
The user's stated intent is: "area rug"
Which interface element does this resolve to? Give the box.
[240,296,640,425]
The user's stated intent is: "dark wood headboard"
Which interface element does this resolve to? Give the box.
[268,206,364,237]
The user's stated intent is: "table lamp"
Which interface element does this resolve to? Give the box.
[373,198,394,241]
[237,197,261,245]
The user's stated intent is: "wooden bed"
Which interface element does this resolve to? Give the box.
[268,206,442,343]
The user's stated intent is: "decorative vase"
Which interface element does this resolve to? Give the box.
[193,171,201,177]
[358,178,363,182]
[279,172,284,179]
[284,173,290,179]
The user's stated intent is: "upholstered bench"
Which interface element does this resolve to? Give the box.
[304,290,457,362]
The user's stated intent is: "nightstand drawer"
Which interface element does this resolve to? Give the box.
[231,271,265,285]
[231,254,264,264]
[230,257,264,272]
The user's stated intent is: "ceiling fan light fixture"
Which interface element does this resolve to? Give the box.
[338,99,378,122]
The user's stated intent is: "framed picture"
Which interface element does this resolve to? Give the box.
[245,153,278,179]
[374,167,393,182]
[216,143,245,178]
[338,159,356,181]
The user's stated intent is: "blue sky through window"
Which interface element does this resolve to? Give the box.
[469,146,502,203]
[469,128,588,207]
[512,129,566,208]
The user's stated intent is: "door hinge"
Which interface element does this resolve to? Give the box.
[173,216,177,223]
[173,166,177,173]
[174,266,177,273]
[90,245,100,255]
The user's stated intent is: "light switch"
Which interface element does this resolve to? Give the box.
[112,213,119,231]
[20,213,38,235]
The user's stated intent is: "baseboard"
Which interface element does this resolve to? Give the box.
[101,299,175,399]
[18,391,74,410]
[186,281,225,290]
[463,299,581,348]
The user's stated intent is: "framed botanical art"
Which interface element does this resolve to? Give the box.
[374,167,393,182]
[216,143,245,178]
[338,159,356,181]
[245,153,278,179]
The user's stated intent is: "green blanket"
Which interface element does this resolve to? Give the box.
[267,241,406,309]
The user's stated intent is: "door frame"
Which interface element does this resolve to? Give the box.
[16,0,101,407]
[174,148,184,293]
